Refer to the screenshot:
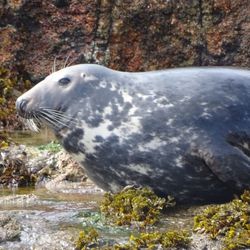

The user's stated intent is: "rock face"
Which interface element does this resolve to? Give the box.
[0,0,249,82]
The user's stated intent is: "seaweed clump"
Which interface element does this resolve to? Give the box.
[75,228,191,249]
[194,190,250,250]
[115,230,191,249]
[0,67,30,129]
[0,134,11,148]
[75,227,99,250]
[75,188,191,249]
[0,149,36,187]
[100,186,175,227]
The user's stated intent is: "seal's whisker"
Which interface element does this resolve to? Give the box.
[39,111,70,128]
[33,115,41,131]
[31,119,39,132]
[48,114,78,125]
[42,110,78,123]
[46,114,74,125]
[39,113,62,128]
[40,108,79,123]
[63,54,71,69]
[43,118,59,128]
[25,118,39,132]
[53,57,57,73]
[39,111,78,128]
[43,109,75,118]
[66,56,76,68]
[46,112,78,124]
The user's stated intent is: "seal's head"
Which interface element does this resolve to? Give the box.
[16,64,107,132]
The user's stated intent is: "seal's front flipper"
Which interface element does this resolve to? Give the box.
[197,136,250,192]
[226,132,250,157]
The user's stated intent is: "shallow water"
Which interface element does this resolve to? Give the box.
[0,187,103,250]
[0,130,104,249]
[0,186,200,249]
[0,130,200,249]
[0,128,55,146]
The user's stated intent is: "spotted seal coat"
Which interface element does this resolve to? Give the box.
[16,65,250,203]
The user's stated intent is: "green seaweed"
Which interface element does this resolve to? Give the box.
[75,228,191,250]
[75,188,191,249]
[37,141,62,153]
[0,66,30,128]
[0,134,10,148]
[193,190,250,250]
[100,186,175,227]
[0,140,9,148]
[75,227,99,250]
[114,230,191,249]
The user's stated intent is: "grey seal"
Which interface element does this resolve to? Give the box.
[16,64,250,203]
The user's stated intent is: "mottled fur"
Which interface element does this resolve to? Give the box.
[16,65,250,203]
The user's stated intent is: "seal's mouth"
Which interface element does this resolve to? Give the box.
[17,112,41,132]
[16,96,78,132]
[15,98,40,131]
[16,104,77,132]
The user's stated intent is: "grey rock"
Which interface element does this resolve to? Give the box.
[0,215,21,243]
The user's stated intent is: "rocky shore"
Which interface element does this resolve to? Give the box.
[0,142,103,193]
[0,142,103,249]
[0,142,249,249]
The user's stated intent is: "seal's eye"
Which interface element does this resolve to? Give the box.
[58,77,71,86]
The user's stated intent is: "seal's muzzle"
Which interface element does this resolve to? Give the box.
[16,98,29,117]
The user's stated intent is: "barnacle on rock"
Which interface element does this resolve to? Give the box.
[193,190,250,250]
[100,186,175,227]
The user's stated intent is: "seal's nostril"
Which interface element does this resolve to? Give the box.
[16,99,28,114]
